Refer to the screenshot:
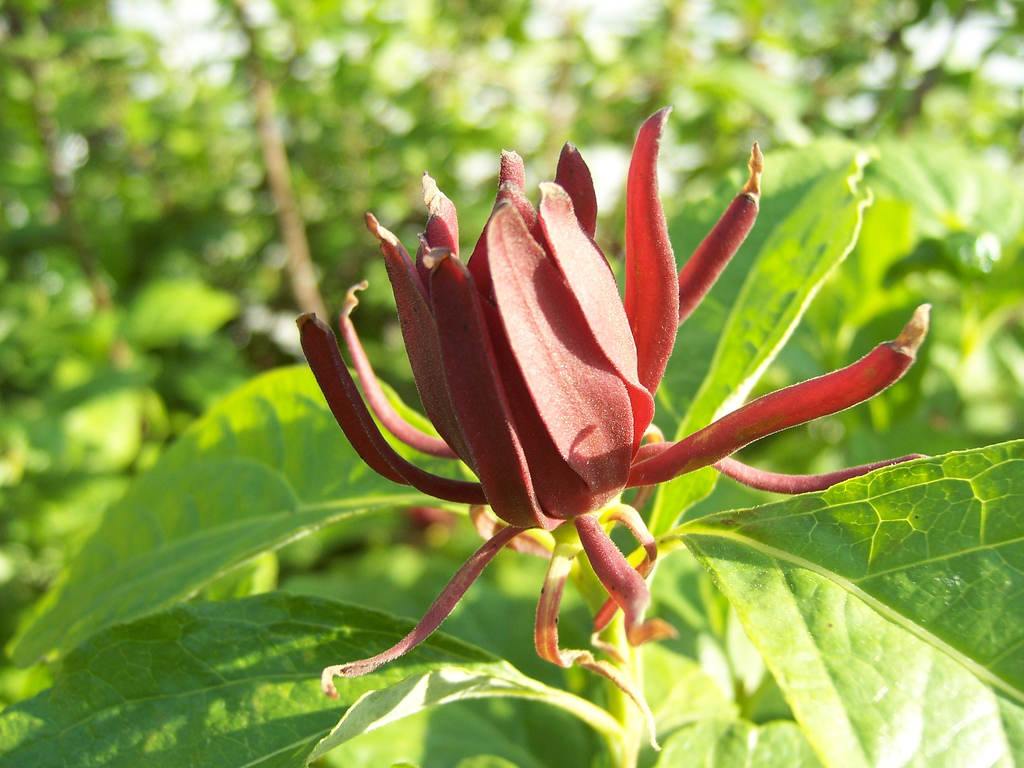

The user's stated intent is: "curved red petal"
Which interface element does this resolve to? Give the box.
[488,202,633,499]
[624,108,679,394]
[369,216,473,463]
[297,314,486,505]
[554,143,598,238]
[714,454,925,494]
[627,306,930,487]
[428,250,554,530]
[677,144,762,325]
[339,284,458,459]
[322,524,523,691]
[538,182,655,449]
[574,515,675,647]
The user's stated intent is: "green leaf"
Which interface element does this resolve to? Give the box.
[868,139,1024,244]
[643,644,738,738]
[655,719,822,768]
[669,441,1024,766]
[316,703,557,768]
[651,143,872,534]
[124,277,240,348]
[308,666,579,762]
[0,594,595,768]
[10,367,445,665]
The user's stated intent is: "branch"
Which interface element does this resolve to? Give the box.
[227,0,327,318]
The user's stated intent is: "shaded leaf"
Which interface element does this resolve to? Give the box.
[868,139,1024,244]
[124,278,240,348]
[642,643,738,738]
[0,594,604,768]
[11,367,448,665]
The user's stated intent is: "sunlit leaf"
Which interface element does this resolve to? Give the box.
[0,594,595,768]
[652,143,872,533]
[655,719,822,768]
[670,441,1024,766]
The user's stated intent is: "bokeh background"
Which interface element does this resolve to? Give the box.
[2,0,1022,712]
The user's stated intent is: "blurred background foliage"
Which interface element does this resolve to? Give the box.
[1,0,1022,713]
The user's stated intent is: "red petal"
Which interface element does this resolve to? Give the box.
[678,143,762,325]
[427,250,553,530]
[368,215,471,462]
[574,515,675,647]
[624,108,679,394]
[468,181,539,302]
[480,298,617,518]
[627,306,930,486]
[322,523,523,690]
[714,454,925,494]
[423,173,460,257]
[538,182,655,450]
[338,283,458,459]
[297,314,485,505]
[554,143,598,238]
[487,203,634,500]
[499,149,526,190]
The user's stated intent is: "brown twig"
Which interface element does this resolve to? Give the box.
[227,0,327,318]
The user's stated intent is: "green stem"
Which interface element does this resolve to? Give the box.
[600,615,645,768]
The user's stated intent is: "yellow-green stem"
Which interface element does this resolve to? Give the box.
[600,613,645,768]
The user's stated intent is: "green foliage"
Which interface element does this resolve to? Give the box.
[1,593,606,767]
[653,145,872,534]
[2,0,1024,766]
[673,442,1024,767]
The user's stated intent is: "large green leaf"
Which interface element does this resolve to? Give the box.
[10,367,447,665]
[668,441,1024,766]
[651,142,872,534]
[0,594,613,768]
[868,139,1024,244]
[655,719,822,768]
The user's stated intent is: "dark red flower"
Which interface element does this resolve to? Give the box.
[298,109,928,708]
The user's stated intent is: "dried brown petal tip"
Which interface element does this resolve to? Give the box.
[342,280,370,318]
[741,142,763,200]
[890,303,931,357]
[422,173,445,211]
[365,211,380,235]
[366,212,402,249]
[421,246,452,271]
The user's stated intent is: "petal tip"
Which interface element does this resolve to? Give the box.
[342,281,369,318]
[421,246,453,271]
[741,142,764,200]
[891,303,931,357]
[422,173,445,211]
[365,212,398,245]
[499,150,526,189]
[538,180,568,201]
